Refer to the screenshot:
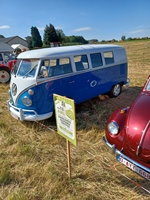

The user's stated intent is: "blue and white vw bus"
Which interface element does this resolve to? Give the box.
[7,44,129,121]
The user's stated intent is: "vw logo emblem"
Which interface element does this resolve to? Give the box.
[90,80,97,87]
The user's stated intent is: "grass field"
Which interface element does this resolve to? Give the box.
[0,40,150,200]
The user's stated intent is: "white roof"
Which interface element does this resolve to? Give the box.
[17,44,123,59]
[0,42,14,52]
[11,44,28,51]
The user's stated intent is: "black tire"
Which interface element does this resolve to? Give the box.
[109,84,122,97]
[0,67,11,83]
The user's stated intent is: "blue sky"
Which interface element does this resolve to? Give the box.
[0,0,150,41]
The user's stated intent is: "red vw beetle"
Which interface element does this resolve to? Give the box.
[103,76,150,181]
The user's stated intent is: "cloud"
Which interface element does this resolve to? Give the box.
[0,25,10,29]
[49,17,56,20]
[130,29,144,34]
[129,26,150,37]
[55,26,64,30]
[37,27,45,31]
[73,27,92,32]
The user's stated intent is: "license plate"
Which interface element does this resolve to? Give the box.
[117,155,150,181]
[11,112,18,120]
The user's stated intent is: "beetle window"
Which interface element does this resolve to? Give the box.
[145,80,150,91]
[90,53,103,68]
[104,51,114,65]
[74,55,89,71]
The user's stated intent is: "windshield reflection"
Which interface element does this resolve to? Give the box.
[11,60,20,75]
[4,52,17,62]
[16,59,39,77]
[145,79,150,91]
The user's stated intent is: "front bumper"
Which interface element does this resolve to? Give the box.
[7,100,53,121]
[125,78,130,87]
[103,136,150,181]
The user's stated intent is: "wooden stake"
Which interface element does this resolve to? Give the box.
[66,140,71,178]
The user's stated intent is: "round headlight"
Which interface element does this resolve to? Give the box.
[108,122,119,135]
[12,83,17,96]
[22,96,32,106]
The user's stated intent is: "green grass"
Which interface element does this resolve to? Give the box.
[0,40,150,199]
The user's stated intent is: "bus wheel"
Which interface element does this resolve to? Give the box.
[109,84,122,97]
[0,67,10,83]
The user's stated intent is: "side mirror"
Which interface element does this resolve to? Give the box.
[39,66,49,78]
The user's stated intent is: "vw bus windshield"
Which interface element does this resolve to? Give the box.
[16,59,39,77]
[12,59,21,75]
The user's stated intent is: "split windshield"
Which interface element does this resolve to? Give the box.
[14,59,39,77]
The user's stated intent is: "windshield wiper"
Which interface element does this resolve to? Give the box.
[23,64,37,78]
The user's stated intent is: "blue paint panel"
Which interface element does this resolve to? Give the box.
[17,63,127,115]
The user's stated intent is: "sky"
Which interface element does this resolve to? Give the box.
[0,0,150,41]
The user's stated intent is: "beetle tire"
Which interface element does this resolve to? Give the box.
[0,67,11,83]
[109,84,122,97]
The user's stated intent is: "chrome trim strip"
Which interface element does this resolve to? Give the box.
[136,120,150,156]
[103,136,150,173]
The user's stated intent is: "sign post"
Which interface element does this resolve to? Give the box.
[67,140,71,178]
[53,94,77,178]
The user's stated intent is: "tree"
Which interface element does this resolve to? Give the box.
[121,35,126,41]
[56,29,65,43]
[14,47,22,55]
[64,35,88,44]
[127,37,133,41]
[77,36,88,44]
[43,24,58,45]
[31,26,43,48]
[0,35,5,38]
[25,36,33,49]
[88,39,99,43]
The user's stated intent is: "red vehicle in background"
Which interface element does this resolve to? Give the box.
[0,52,17,83]
[103,76,150,181]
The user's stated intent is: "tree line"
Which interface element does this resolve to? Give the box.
[25,23,88,49]
[1,24,150,50]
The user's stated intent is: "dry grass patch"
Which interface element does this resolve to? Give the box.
[0,40,150,199]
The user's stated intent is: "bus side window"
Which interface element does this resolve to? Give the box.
[59,58,72,74]
[104,51,114,65]
[48,59,55,76]
[90,53,103,68]
[49,58,72,76]
[53,58,64,76]
[74,55,89,71]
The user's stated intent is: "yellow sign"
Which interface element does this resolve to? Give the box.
[54,94,77,145]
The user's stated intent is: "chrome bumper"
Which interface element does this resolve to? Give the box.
[7,100,53,121]
[103,136,150,178]
[125,78,130,87]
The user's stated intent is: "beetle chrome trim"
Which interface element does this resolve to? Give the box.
[103,136,150,177]
[136,120,150,156]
